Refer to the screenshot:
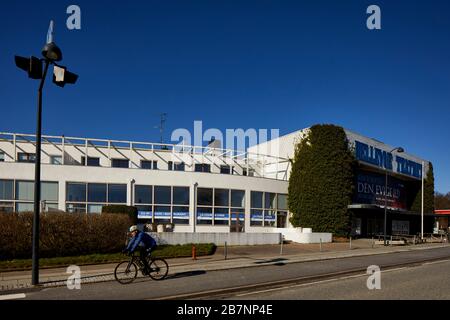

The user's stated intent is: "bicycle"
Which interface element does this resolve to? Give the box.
[114,250,169,284]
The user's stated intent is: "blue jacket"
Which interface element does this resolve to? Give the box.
[126,231,157,253]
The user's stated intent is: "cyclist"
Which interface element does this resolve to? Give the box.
[123,225,157,275]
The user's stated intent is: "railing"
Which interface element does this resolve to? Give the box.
[0,132,290,181]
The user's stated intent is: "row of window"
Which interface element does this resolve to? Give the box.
[0,179,288,227]
[0,179,59,212]
[8,152,252,175]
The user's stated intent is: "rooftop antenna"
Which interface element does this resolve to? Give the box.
[154,113,167,145]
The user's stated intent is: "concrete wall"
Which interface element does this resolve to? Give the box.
[149,232,282,245]
[279,228,332,244]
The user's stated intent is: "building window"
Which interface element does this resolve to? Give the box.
[81,156,100,166]
[168,161,185,171]
[134,185,190,224]
[173,187,189,205]
[13,180,58,212]
[135,185,152,204]
[112,159,129,168]
[278,194,287,210]
[197,206,212,225]
[196,188,244,227]
[251,192,287,227]
[18,153,35,163]
[67,183,87,202]
[214,189,229,207]
[195,163,211,173]
[16,202,34,212]
[154,205,171,224]
[41,182,59,202]
[66,203,86,213]
[66,182,126,213]
[0,202,14,213]
[0,180,14,200]
[16,181,34,201]
[141,160,157,170]
[0,152,5,162]
[50,155,62,165]
[108,184,127,203]
[220,165,231,174]
[154,186,171,205]
[197,188,213,206]
[88,183,107,203]
[174,162,185,171]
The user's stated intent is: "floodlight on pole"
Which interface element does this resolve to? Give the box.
[14,20,78,286]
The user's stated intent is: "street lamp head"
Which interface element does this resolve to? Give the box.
[396,147,404,153]
[41,42,62,62]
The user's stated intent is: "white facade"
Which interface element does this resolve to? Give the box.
[0,132,291,235]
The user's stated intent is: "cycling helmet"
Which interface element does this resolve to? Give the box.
[129,225,138,233]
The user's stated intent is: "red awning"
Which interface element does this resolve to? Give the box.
[435,209,450,215]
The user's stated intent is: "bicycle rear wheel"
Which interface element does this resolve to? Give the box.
[114,261,138,284]
[148,258,169,280]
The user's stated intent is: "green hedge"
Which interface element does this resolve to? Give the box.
[0,212,132,260]
[102,205,138,224]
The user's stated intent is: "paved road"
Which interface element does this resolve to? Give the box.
[227,259,450,300]
[14,246,450,300]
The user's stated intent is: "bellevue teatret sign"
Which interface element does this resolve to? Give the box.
[354,140,423,179]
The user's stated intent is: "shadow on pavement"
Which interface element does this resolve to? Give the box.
[165,270,206,280]
[253,258,288,265]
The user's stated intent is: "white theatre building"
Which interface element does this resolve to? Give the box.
[0,127,431,244]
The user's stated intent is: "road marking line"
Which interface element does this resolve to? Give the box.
[236,274,366,297]
[0,293,26,300]
[422,259,450,266]
[235,267,410,297]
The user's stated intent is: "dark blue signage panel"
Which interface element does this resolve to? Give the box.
[355,140,422,179]
[354,171,407,210]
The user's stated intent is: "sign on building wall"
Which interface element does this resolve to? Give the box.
[354,140,422,179]
[354,171,407,210]
[392,220,410,235]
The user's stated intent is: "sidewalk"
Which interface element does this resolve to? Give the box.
[1,240,449,292]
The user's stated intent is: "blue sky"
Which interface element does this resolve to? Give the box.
[0,0,449,193]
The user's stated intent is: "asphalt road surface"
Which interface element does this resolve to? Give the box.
[14,246,450,300]
[228,259,450,300]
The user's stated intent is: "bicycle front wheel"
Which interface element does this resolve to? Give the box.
[114,261,138,284]
[148,258,169,280]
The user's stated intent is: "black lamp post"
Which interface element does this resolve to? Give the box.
[384,147,404,246]
[14,21,78,285]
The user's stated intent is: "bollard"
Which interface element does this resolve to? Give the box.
[372,237,375,248]
[319,238,322,252]
[349,237,352,250]
[192,244,197,260]
[224,241,227,260]
[280,237,284,255]
[390,235,393,246]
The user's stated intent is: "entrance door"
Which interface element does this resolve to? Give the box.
[277,211,287,228]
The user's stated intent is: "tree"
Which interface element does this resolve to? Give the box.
[288,124,356,235]
[411,162,435,214]
[435,192,450,210]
